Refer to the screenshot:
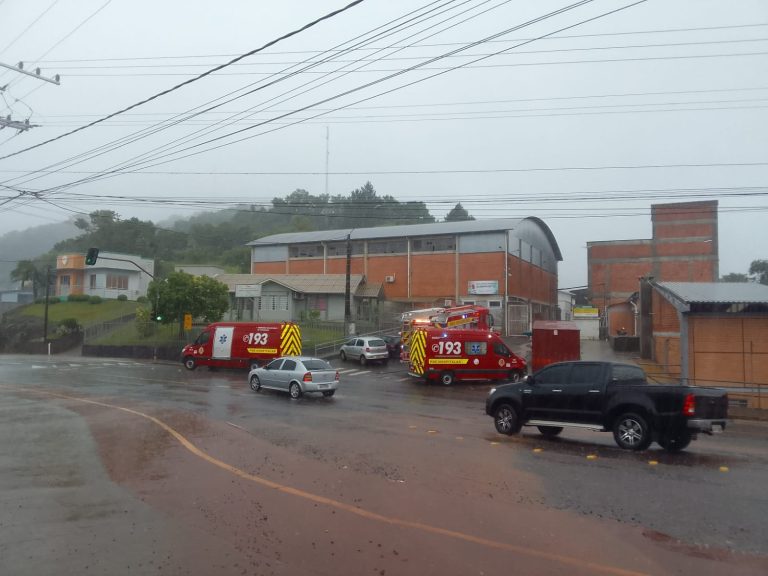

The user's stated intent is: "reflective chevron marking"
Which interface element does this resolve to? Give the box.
[280,323,302,356]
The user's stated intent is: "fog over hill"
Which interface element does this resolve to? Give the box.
[0,221,80,290]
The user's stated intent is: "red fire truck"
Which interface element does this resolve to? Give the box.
[181,322,302,370]
[408,328,527,385]
[400,305,494,362]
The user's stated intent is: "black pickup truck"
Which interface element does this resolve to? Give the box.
[485,361,728,452]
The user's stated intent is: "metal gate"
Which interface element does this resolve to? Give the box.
[507,303,530,335]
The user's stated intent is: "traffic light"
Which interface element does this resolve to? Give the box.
[85,247,99,265]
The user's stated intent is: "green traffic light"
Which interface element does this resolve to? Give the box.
[85,247,99,265]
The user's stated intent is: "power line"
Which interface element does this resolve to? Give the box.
[24,98,768,127]
[2,0,514,190]
[38,37,768,71]
[3,162,767,177]
[53,49,768,77]
[31,21,768,63]
[38,0,643,195]
[0,0,462,188]
[0,0,60,59]
[0,0,368,163]
[26,85,768,120]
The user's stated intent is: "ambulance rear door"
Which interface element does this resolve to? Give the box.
[212,325,235,359]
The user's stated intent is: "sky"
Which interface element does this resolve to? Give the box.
[0,0,766,288]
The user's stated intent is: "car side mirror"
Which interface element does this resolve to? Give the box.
[525,375,534,385]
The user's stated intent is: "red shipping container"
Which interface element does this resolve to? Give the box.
[531,320,580,372]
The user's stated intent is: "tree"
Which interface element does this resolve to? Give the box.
[749,260,768,285]
[10,260,46,300]
[720,272,749,282]
[445,203,474,222]
[147,272,230,334]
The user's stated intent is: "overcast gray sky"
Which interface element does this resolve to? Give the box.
[1,0,766,288]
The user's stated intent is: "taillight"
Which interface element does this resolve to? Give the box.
[335,370,340,380]
[683,393,696,417]
[303,372,312,382]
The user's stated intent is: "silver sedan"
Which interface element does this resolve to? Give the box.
[248,356,339,399]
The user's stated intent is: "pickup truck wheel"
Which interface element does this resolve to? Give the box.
[613,412,652,451]
[493,403,520,435]
[439,371,454,386]
[537,426,563,437]
[183,356,196,370]
[658,431,692,452]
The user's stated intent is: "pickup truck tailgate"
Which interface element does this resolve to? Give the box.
[694,389,729,419]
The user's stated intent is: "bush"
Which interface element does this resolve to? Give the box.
[67,294,90,302]
[57,318,82,334]
[136,296,148,303]
[89,295,103,304]
[117,294,128,301]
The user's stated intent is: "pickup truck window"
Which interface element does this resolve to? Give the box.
[611,364,647,385]
[536,364,571,385]
[571,363,603,384]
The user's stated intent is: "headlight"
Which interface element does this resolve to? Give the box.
[488,387,496,396]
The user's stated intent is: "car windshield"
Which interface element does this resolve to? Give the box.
[368,339,386,347]
[302,359,332,371]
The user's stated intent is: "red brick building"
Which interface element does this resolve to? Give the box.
[641,280,768,409]
[587,200,719,336]
[248,218,562,335]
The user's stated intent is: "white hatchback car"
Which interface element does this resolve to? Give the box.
[339,336,389,365]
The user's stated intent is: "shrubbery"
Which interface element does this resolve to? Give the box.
[89,295,103,304]
[117,294,128,301]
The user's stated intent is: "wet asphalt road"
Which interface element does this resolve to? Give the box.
[1,354,767,576]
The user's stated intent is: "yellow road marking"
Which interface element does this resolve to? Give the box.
[2,385,649,576]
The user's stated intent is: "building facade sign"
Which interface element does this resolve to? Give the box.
[468,280,499,295]
[235,284,262,298]
[573,306,600,318]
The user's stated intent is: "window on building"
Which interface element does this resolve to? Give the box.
[411,236,455,252]
[60,275,70,287]
[289,244,323,258]
[260,295,289,311]
[89,274,97,289]
[106,274,128,290]
[368,239,407,254]
[326,241,364,257]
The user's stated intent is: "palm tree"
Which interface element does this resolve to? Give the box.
[10,260,46,300]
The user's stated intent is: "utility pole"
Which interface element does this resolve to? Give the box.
[42,266,51,354]
[344,231,354,336]
[0,117,39,131]
[0,61,60,133]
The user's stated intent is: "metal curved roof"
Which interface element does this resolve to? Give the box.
[248,217,563,261]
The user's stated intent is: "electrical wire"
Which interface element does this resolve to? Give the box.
[1,0,468,187]
[39,37,768,72]
[30,21,768,63]
[24,0,616,196]
[0,0,369,163]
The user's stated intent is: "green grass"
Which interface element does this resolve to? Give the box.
[18,300,139,327]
